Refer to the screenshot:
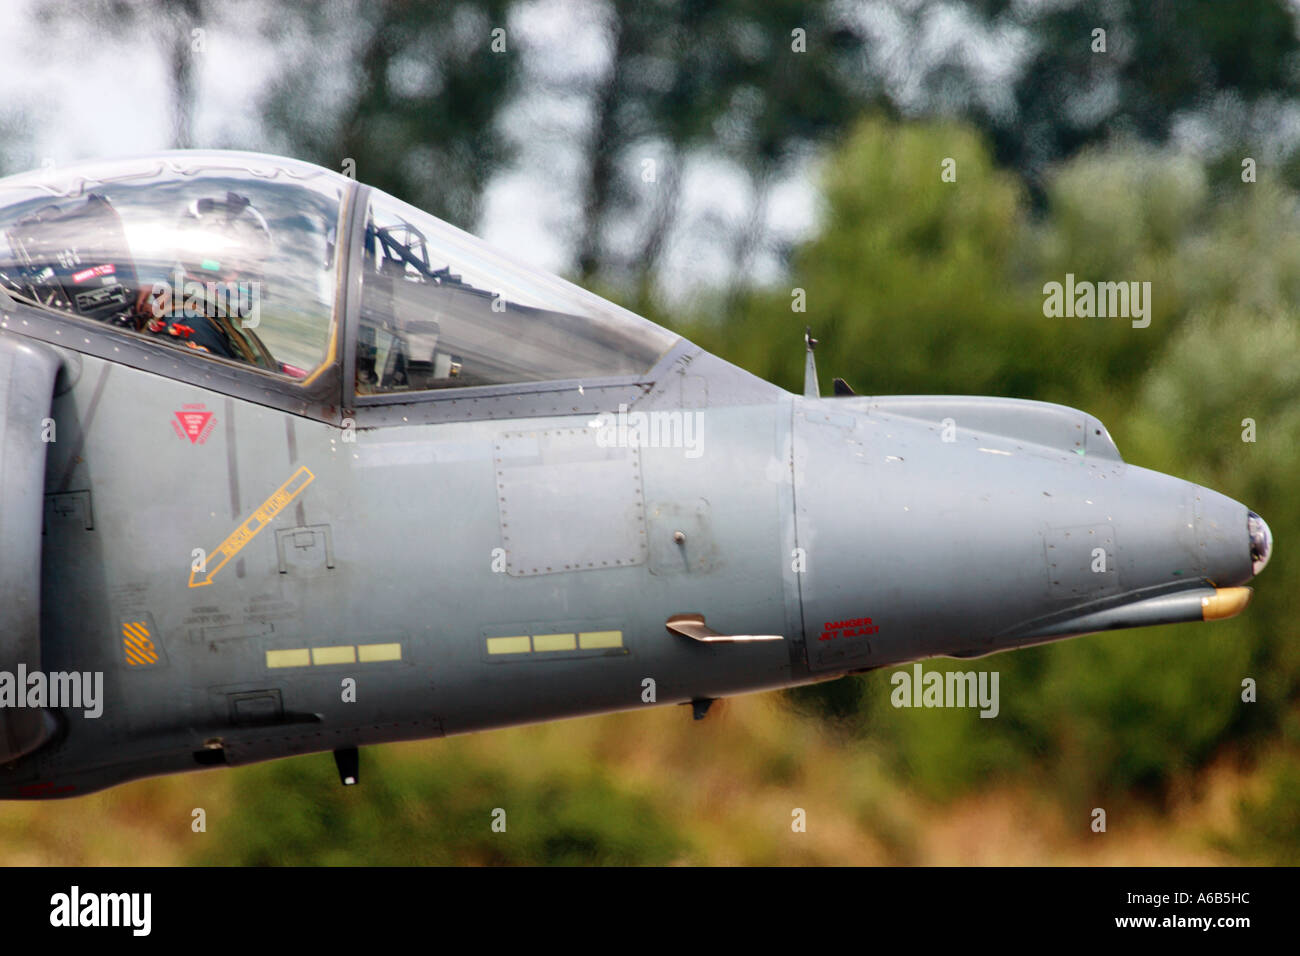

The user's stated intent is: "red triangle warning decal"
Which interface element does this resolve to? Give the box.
[175,411,213,443]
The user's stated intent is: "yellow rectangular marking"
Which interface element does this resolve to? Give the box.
[532,632,577,652]
[579,630,623,649]
[358,642,402,663]
[266,648,311,668]
[486,635,531,655]
[312,645,357,665]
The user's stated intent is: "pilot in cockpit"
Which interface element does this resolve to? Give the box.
[134,191,275,366]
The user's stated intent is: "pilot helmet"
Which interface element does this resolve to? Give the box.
[173,191,273,289]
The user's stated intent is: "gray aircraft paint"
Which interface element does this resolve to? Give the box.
[0,152,1270,798]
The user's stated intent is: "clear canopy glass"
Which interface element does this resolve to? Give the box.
[0,151,680,393]
[0,152,346,379]
[356,191,678,393]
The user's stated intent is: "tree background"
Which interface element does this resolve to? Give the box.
[0,0,1296,863]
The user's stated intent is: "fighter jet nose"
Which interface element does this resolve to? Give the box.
[1248,511,1273,577]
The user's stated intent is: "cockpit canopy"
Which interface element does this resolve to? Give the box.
[0,151,677,393]
[354,191,675,393]
[0,153,344,378]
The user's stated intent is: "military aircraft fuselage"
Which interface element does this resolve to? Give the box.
[0,152,1270,798]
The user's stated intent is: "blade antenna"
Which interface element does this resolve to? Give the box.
[803,326,820,398]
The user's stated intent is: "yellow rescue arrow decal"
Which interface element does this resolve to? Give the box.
[189,466,315,588]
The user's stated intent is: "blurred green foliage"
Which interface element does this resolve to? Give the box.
[4,0,1296,866]
[974,0,1300,194]
[189,115,1297,863]
[199,745,687,865]
[1231,753,1300,864]
[684,117,1298,831]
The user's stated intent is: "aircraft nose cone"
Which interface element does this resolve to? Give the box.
[1248,511,1273,576]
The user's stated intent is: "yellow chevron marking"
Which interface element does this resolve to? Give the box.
[121,622,158,665]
